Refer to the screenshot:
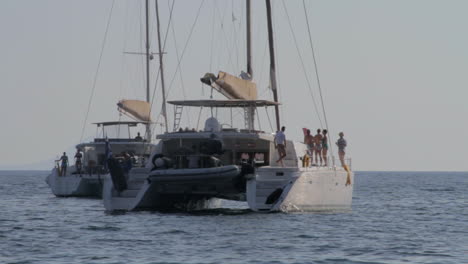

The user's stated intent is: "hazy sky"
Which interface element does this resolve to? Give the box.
[1,0,467,171]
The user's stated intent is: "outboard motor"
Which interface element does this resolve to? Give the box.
[107,158,127,192]
[234,162,255,192]
[241,162,255,176]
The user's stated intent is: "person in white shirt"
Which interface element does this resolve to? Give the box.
[274,126,287,167]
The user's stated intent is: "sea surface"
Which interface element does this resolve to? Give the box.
[0,171,466,264]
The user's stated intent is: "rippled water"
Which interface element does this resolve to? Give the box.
[0,170,466,264]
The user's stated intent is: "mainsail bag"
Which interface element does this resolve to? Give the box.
[117,100,152,122]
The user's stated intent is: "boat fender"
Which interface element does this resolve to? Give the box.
[152,154,164,168]
[107,158,127,192]
[265,188,283,205]
[152,154,173,170]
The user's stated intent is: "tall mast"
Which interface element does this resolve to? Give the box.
[245,0,255,131]
[144,0,152,140]
[266,0,280,131]
[246,0,252,77]
[155,0,168,133]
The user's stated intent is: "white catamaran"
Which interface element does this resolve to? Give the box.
[46,119,155,197]
[102,0,354,212]
[46,1,159,198]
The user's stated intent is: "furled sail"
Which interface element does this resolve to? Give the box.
[117,100,152,122]
[201,71,257,100]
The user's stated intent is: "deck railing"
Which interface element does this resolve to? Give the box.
[301,155,352,170]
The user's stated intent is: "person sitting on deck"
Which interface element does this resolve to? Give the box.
[135,132,143,141]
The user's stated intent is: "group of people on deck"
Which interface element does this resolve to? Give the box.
[274,126,348,168]
[304,128,329,166]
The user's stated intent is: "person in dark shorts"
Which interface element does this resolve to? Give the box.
[274,126,287,167]
[314,129,323,166]
[74,149,83,174]
[58,152,68,176]
[336,132,347,167]
[321,129,329,166]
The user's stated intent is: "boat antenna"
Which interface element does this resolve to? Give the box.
[144,0,152,140]
[155,0,169,133]
[266,0,280,132]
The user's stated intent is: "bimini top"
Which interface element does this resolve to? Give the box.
[92,121,151,127]
[168,99,279,108]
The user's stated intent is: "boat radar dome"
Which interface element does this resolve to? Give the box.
[204,117,220,132]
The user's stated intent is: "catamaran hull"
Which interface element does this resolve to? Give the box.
[46,168,105,198]
[246,167,354,212]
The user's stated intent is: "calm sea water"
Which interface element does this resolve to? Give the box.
[0,171,466,264]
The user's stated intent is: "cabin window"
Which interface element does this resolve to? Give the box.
[235,152,268,167]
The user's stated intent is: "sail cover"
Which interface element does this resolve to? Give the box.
[117,100,152,122]
[203,71,257,100]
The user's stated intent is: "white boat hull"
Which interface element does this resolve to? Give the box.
[46,168,105,197]
[247,167,353,212]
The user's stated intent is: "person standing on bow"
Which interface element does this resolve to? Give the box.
[274,126,287,167]
[314,129,323,166]
[57,152,68,176]
[336,132,347,167]
[322,129,329,167]
[304,129,314,164]
[74,148,83,175]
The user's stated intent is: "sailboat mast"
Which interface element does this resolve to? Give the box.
[246,0,252,77]
[144,0,152,140]
[155,0,168,133]
[245,0,255,131]
[265,0,280,132]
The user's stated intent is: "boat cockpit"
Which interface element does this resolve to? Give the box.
[73,121,155,175]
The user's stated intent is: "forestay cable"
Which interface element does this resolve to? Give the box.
[80,0,115,142]
[168,0,192,127]
[302,0,334,156]
[281,0,323,128]
[165,0,205,98]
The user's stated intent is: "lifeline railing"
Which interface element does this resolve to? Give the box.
[301,155,352,170]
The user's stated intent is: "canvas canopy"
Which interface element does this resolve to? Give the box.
[117,100,152,122]
[201,71,257,100]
